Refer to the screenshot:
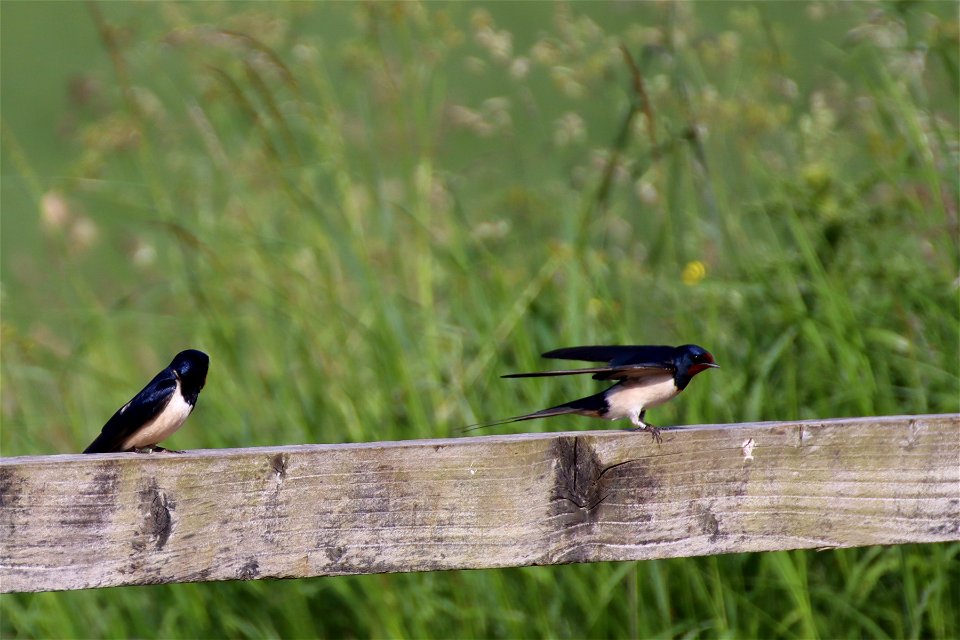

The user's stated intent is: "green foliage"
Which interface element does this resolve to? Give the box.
[2,1,958,638]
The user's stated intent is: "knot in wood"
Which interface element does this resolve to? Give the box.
[237,558,260,580]
[549,437,606,521]
[138,480,173,550]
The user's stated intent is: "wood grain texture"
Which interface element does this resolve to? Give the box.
[2,414,958,593]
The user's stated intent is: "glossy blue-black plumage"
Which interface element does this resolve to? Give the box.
[83,349,209,454]
[501,344,716,383]
[543,344,678,365]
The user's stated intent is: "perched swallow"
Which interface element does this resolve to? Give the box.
[83,349,209,454]
[475,344,718,442]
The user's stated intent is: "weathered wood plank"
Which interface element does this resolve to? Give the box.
[1,414,958,593]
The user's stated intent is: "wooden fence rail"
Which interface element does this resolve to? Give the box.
[1,414,958,593]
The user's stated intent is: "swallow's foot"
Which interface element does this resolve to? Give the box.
[627,420,662,444]
[133,445,184,454]
[640,424,663,444]
[648,424,662,444]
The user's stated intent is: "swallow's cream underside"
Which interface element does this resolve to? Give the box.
[602,373,680,420]
[121,378,193,450]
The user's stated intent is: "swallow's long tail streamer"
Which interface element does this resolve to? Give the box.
[458,392,606,434]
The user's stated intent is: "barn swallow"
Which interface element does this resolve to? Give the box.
[83,349,209,453]
[472,344,718,442]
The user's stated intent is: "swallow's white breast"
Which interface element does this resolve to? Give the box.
[122,379,194,450]
[603,373,679,420]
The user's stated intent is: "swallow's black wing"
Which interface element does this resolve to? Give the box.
[503,345,677,381]
[502,363,674,381]
[543,345,677,365]
[83,369,178,453]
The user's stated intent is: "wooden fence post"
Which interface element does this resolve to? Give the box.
[2,414,958,593]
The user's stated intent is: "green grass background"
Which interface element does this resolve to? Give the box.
[2,1,958,638]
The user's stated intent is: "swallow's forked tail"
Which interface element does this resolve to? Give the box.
[459,392,606,434]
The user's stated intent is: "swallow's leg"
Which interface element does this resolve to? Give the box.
[628,410,662,444]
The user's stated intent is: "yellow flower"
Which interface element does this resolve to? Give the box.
[682,260,706,286]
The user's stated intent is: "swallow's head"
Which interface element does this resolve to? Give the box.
[676,344,719,377]
[170,349,210,391]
